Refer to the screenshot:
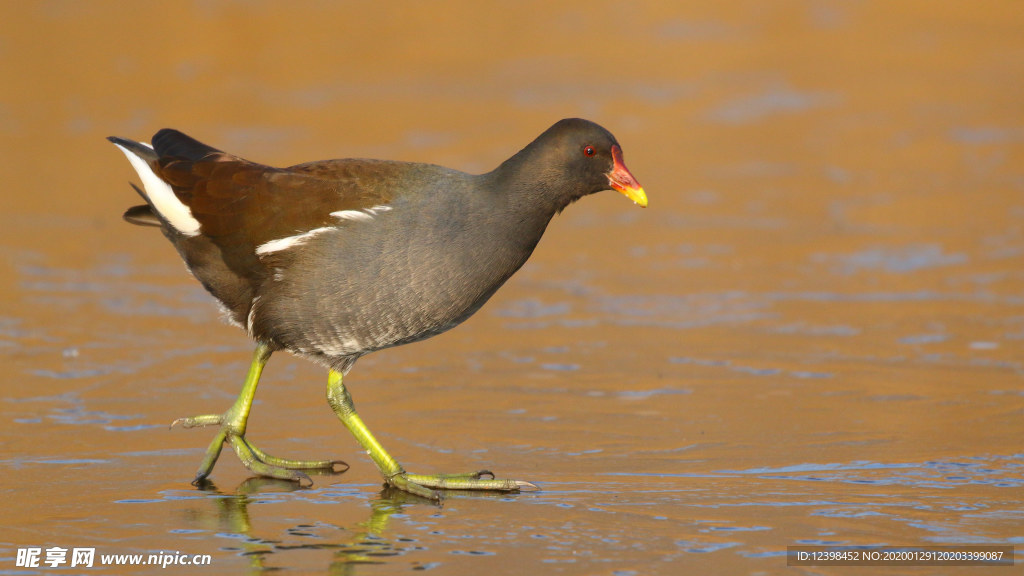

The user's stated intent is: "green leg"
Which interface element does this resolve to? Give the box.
[325,369,537,500]
[172,343,348,486]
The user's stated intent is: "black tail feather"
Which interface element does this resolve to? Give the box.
[152,129,224,161]
[123,204,162,227]
[107,136,157,162]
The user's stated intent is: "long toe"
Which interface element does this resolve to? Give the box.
[176,418,346,487]
[170,414,225,429]
[400,471,539,494]
[246,442,349,473]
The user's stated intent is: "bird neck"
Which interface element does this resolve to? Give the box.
[484,140,575,222]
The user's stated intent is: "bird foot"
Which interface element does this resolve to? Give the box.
[171,414,348,487]
[387,469,539,501]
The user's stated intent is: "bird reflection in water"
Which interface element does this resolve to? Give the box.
[182,477,491,572]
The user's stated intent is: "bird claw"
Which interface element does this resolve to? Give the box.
[514,480,541,491]
[174,415,347,487]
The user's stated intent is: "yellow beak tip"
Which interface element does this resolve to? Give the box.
[622,187,647,208]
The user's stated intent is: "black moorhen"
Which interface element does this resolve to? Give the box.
[109,118,646,500]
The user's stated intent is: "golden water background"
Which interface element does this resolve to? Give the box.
[1,2,1022,574]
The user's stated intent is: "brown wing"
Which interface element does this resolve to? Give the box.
[146,129,397,323]
[150,130,401,271]
[152,130,393,251]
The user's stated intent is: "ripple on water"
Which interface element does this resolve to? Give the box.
[720,456,1024,489]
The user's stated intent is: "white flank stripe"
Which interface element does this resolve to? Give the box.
[331,205,391,222]
[331,209,375,222]
[255,226,335,256]
[113,142,201,236]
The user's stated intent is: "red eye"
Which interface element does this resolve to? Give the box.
[583,145,596,157]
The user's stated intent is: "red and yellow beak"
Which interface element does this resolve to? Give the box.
[608,145,647,207]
